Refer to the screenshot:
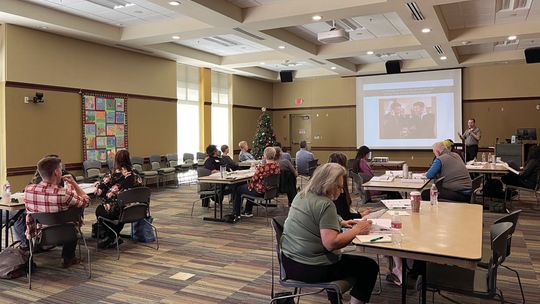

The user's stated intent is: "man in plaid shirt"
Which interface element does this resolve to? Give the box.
[24,156,90,268]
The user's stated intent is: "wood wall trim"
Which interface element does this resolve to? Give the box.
[7,162,84,177]
[463,96,540,103]
[311,146,357,151]
[5,81,177,103]
[271,105,355,111]
[232,104,356,111]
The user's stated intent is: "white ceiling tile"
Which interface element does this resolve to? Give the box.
[383,12,411,35]
[352,15,399,37]
[176,34,272,56]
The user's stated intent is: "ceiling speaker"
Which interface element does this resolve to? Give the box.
[385,60,401,74]
[279,70,293,83]
[525,47,540,64]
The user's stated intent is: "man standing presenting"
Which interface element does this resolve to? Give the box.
[459,118,481,162]
[24,156,90,268]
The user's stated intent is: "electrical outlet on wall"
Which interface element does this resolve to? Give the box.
[24,97,30,104]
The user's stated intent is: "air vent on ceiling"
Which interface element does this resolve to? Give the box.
[376,53,397,58]
[203,37,239,47]
[88,0,134,10]
[406,2,425,21]
[495,39,519,47]
[114,44,153,54]
[433,45,444,55]
[309,58,326,65]
[326,18,363,31]
[232,28,265,40]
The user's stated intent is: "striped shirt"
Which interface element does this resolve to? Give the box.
[24,181,89,238]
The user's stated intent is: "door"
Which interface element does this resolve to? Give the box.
[290,114,312,156]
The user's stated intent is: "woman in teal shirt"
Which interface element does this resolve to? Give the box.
[281,163,379,304]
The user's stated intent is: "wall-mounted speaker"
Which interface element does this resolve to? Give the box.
[385,60,402,74]
[280,70,294,83]
[525,47,540,64]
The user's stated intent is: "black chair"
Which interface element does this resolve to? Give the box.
[425,222,513,303]
[241,174,280,225]
[270,216,355,304]
[97,187,158,260]
[191,167,220,216]
[83,159,104,182]
[29,208,91,289]
[470,175,484,204]
[196,152,206,166]
[505,173,540,208]
[478,210,524,303]
[307,159,319,177]
[279,170,297,206]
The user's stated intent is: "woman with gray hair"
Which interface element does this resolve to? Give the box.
[281,163,379,304]
[422,141,472,202]
[232,146,280,220]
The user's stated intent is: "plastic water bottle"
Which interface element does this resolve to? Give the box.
[481,152,486,163]
[391,213,402,245]
[430,183,438,207]
[3,181,11,204]
[487,153,492,164]
[402,163,408,179]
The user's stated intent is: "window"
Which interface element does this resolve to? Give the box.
[211,71,231,149]
[177,64,200,159]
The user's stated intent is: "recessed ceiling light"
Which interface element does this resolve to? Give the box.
[260,62,265,65]
[440,56,447,60]
[508,35,517,40]
[330,66,337,70]
[278,45,285,49]
[421,28,431,33]
[312,15,322,21]
[116,23,123,26]
[168,1,180,5]
[39,26,48,29]
[461,41,470,45]
[366,51,374,55]
[172,35,180,40]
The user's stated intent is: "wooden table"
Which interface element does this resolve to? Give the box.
[370,160,406,170]
[237,161,260,168]
[466,163,509,174]
[0,201,26,251]
[198,170,254,222]
[352,202,483,304]
[362,177,431,194]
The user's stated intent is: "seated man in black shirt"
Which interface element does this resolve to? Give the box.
[203,145,230,207]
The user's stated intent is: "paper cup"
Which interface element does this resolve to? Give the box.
[410,191,421,213]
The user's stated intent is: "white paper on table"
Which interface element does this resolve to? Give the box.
[385,170,404,177]
[382,199,411,209]
[401,178,427,184]
[371,175,395,182]
[412,173,426,179]
[11,192,25,200]
[363,209,387,219]
[391,211,410,216]
[355,234,392,243]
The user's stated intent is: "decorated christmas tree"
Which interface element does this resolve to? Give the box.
[251,107,277,159]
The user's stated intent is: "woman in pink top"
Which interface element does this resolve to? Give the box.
[354,146,380,196]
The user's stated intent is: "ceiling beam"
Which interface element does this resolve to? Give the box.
[317,35,420,58]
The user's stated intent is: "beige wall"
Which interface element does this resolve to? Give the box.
[273,77,355,108]
[231,75,273,159]
[3,25,177,191]
[5,24,176,98]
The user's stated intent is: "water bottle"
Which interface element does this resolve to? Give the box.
[3,181,11,204]
[481,152,486,163]
[430,183,438,207]
[391,213,402,245]
[402,163,408,179]
[487,153,492,164]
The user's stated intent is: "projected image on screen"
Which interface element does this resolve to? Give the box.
[380,97,436,139]
[356,69,462,149]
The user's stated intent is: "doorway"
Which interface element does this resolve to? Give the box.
[290,114,312,155]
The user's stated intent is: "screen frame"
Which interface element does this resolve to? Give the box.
[354,67,464,151]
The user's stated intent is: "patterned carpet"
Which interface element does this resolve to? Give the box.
[1,173,539,304]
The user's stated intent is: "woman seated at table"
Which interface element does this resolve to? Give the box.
[220,144,238,171]
[233,147,280,219]
[501,145,540,190]
[422,141,472,202]
[95,150,142,248]
[354,146,401,200]
[281,163,378,304]
[328,153,370,220]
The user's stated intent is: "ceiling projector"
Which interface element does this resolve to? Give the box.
[317,28,350,43]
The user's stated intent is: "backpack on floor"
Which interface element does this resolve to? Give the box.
[0,242,30,279]
[131,216,156,243]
